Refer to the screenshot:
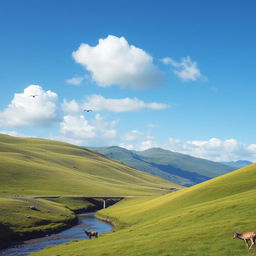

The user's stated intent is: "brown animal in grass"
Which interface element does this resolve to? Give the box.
[84,229,98,239]
[233,232,256,250]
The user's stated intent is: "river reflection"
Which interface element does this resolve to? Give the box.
[0,213,112,256]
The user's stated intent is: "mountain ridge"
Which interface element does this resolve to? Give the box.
[221,160,253,168]
[90,146,236,186]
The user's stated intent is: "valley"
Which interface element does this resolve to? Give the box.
[0,134,255,256]
[0,134,178,249]
[31,163,256,256]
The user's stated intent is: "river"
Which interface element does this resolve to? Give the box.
[0,213,112,256]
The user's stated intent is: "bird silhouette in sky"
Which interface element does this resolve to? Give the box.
[84,109,93,112]
[30,95,38,98]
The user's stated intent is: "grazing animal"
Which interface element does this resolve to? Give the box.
[84,229,98,239]
[233,232,256,250]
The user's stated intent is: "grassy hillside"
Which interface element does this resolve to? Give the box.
[0,134,179,197]
[47,197,119,213]
[89,146,188,184]
[46,197,99,213]
[0,197,77,248]
[32,163,256,256]
[90,146,235,186]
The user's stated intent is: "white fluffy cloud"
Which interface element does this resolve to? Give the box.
[83,94,168,112]
[120,136,256,162]
[65,76,85,85]
[72,35,163,89]
[62,95,167,114]
[162,56,206,82]
[139,136,159,151]
[0,85,58,127]
[59,113,119,146]
[247,144,256,155]
[62,99,81,115]
[118,143,135,150]
[120,134,159,151]
[60,115,96,139]
[166,137,256,162]
[124,130,142,141]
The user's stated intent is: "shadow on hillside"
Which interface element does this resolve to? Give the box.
[0,223,16,249]
[149,162,210,186]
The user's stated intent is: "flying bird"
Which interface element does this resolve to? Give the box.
[84,109,93,112]
[30,95,38,98]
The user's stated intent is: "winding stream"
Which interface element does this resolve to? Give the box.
[0,213,112,256]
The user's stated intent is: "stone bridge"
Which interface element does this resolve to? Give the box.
[32,195,136,208]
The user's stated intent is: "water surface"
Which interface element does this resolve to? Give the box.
[0,213,112,256]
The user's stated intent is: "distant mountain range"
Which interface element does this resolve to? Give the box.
[89,146,236,186]
[221,160,253,169]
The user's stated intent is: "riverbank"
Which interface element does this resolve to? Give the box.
[0,198,79,249]
[0,213,113,256]
[30,164,256,256]
[0,196,118,249]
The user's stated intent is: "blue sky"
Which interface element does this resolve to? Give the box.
[1,0,256,161]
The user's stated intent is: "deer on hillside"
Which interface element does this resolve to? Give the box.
[233,232,256,250]
[84,229,98,239]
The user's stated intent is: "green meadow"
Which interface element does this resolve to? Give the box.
[0,196,108,248]
[0,197,77,247]
[1,134,255,256]
[46,197,97,213]
[31,163,256,256]
[0,134,178,196]
[0,134,179,247]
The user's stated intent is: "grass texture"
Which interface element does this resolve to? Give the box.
[0,197,77,247]
[31,163,256,256]
[0,134,178,197]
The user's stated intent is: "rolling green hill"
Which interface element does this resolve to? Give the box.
[32,163,256,256]
[0,197,78,248]
[0,134,179,197]
[90,146,235,186]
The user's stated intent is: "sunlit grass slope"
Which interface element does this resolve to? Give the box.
[0,134,177,196]
[47,197,117,213]
[32,163,256,256]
